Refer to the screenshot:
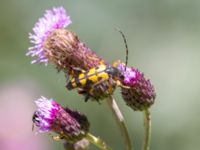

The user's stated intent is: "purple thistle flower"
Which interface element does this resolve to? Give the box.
[32,96,90,142]
[117,63,156,111]
[33,96,59,133]
[117,63,137,85]
[27,7,71,65]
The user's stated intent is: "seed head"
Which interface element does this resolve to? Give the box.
[32,96,90,142]
[118,63,156,111]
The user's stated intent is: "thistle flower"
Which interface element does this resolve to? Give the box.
[32,96,90,142]
[117,63,156,111]
[27,7,71,65]
[27,7,105,72]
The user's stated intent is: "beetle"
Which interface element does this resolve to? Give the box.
[66,64,121,90]
[66,29,129,101]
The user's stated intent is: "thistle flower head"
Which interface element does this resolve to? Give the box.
[27,6,105,72]
[33,96,59,132]
[32,96,90,142]
[27,7,71,65]
[117,63,156,111]
[117,63,137,85]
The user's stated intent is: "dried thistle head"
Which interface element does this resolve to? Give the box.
[117,63,156,111]
[32,96,90,142]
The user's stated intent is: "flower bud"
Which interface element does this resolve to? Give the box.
[118,63,156,111]
[32,96,90,142]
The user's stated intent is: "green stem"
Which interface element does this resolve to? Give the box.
[85,133,111,150]
[107,96,132,150]
[143,109,151,150]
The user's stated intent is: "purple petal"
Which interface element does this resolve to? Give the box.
[33,96,59,133]
[27,7,72,65]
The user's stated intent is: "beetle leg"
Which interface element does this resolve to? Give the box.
[71,67,85,77]
[89,78,109,94]
[116,80,130,89]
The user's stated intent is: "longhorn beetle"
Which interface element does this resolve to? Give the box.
[66,29,129,101]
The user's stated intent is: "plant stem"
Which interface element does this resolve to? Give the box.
[107,96,132,150]
[143,108,151,150]
[85,133,111,150]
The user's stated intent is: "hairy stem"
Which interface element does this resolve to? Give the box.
[86,133,111,150]
[107,96,132,150]
[143,109,151,150]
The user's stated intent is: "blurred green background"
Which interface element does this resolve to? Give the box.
[0,0,200,150]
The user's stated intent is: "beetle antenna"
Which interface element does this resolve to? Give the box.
[115,28,128,71]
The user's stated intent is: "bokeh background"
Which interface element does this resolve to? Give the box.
[0,0,200,150]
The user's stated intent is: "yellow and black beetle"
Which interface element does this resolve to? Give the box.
[66,29,129,101]
[66,64,122,90]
